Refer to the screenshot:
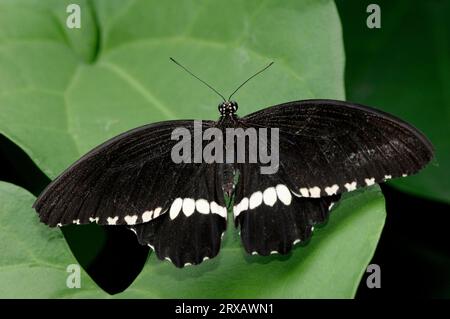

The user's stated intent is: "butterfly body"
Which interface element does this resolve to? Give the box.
[33,99,434,268]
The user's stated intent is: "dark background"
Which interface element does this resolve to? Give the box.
[0,1,449,298]
[337,0,450,298]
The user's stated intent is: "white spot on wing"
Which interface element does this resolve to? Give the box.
[89,217,99,223]
[203,256,209,261]
[402,173,408,177]
[142,210,153,222]
[325,184,339,195]
[211,201,227,218]
[240,197,249,211]
[210,201,220,215]
[251,251,258,256]
[293,239,301,245]
[195,199,210,215]
[263,187,277,207]
[73,219,80,224]
[233,197,248,217]
[249,191,263,209]
[124,215,138,225]
[299,187,309,197]
[276,184,292,205]
[344,181,357,191]
[107,216,118,225]
[57,223,62,227]
[309,186,321,198]
[182,198,196,217]
[365,177,375,186]
[153,207,162,218]
[270,250,278,255]
[169,198,182,220]
[384,175,392,180]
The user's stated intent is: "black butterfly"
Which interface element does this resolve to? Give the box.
[33,60,434,268]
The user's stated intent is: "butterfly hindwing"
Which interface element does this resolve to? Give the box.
[233,162,340,256]
[132,162,227,267]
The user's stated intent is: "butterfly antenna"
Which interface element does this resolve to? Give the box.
[170,57,226,102]
[228,61,274,101]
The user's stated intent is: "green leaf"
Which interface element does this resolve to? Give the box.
[0,0,386,298]
[0,0,345,178]
[0,181,385,298]
[336,0,450,203]
[0,182,107,298]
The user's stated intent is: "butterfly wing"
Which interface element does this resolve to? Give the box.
[132,162,227,267]
[33,120,226,228]
[232,99,433,255]
[34,98,434,266]
[242,99,434,198]
[233,162,340,255]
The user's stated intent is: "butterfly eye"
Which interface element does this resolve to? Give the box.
[231,101,238,111]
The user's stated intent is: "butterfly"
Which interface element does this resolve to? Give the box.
[33,59,434,268]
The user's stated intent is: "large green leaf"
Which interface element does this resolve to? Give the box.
[0,0,345,178]
[336,0,450,203]
[0,0,387,298]
[0,182,107,298]
[0,181,385,298]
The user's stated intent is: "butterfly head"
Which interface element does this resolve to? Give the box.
[218,101,238,116]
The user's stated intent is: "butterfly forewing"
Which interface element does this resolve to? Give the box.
[33,120,219,227]
[243,99,434,198]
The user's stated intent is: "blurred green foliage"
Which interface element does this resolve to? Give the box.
[337,0,450,203]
